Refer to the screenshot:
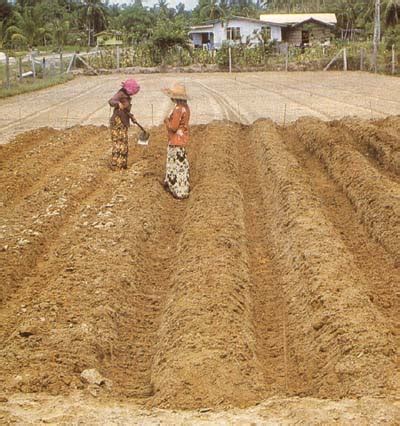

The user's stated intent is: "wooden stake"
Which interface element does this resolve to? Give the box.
[76,54,99,75]
[228,46,232,73]
[116,46,120,71]
[66,54,75,73]
[283,103,287,126]
[323,49,343,71]
[360,48,365,71]
[18,57,23,82]
[60,51,63,74]
[5,53,10,89]
[285,43,289,72]
[392,44,396,75]
[343,48,348,71]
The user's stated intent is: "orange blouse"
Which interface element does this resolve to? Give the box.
[165,104,191,147]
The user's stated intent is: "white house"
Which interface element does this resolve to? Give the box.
[189,16,268,49]
[260,14,337,46]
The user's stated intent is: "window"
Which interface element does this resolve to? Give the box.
[227,27,241,41]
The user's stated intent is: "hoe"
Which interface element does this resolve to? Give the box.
[129,113,150,146]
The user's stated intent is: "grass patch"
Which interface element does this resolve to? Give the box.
[0,74,74,99]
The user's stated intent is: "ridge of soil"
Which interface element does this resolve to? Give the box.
[0,117,399,412]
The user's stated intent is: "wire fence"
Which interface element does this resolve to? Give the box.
[1,41,398,93]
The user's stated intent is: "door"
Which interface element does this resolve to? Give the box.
[301,30,310,45]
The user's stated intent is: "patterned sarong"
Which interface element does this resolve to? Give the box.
[110,115,128,169]
[164,146,190,199]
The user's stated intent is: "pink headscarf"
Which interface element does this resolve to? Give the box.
[122,79,140,96]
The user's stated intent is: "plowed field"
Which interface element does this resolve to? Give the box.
[1,112,399,423]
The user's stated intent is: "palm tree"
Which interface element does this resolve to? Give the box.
[385,0,400,25]
[81,0,108,46]
[200,0,224,20]
[0,20,8,50]
[7,7,50,48]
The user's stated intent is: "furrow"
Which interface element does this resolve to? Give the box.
[237,125,287,395]
[0,126,180,398]
[282,123,400,356]
[0,126,108,207]
[294,117,400,259]
[0,128,111,304]
[337,118,400,178]
[248,120,397,398]
[150,123,265,409]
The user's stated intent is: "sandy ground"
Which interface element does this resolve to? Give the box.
[1,394,399,425]
[0,71,400,144]
[0,72,399,423]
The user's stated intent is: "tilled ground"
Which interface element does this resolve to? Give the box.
[0,117,399,420]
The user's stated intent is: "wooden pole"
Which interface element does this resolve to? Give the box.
[285,44,289,72]
[5,52,10,89]
[60,51,63,74]
[228,46,232,73]
[283,103,287,126]
[31,54,36,79]
[18,57,23,82]
[360,48,365,71]
[66,54,75,73]
[372,0,381,73]
[116,46,120,71]
[343,47,348,71]
[392,44,396,75]
[42,57,46,78]
[323,48,343,71]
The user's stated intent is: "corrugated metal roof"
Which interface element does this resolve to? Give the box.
[260,13,337,26]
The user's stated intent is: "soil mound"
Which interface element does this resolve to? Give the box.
[0,118,399,409]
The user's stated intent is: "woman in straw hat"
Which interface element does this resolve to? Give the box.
[162,83,191,199]
[108,78,140,170]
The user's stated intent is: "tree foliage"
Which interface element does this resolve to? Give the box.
[0,0,399,52]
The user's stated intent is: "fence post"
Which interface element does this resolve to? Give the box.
[31,53,36,79]
[343,47,348,71]
[116,46,120,71]
[60,51,63,74]
[360,48,364,71]
[228,46,232,73]
[42,57,46,78]
[18,57,23,82]
[5,52,10,89]
[285,43,289,72]
[392,44,396,75]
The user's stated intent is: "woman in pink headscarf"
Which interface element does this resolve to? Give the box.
[108,79,140,170]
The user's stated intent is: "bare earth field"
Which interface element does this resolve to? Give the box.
[0,72,399,424]
[0,71,400,145]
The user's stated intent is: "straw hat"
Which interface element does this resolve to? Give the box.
[162,83,189,100]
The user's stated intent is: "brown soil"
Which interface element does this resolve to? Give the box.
[0,117,399,413]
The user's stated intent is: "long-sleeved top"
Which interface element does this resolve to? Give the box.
[165,104,191,147]
[108,89,132,127]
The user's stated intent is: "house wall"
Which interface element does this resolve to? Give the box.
[212,19,266,48]
[283,23,332,46]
